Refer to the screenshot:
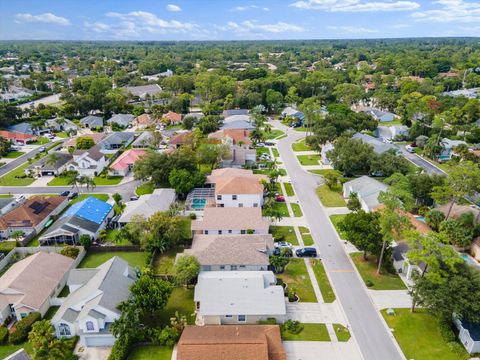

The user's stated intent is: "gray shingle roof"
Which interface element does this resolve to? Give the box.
[80,115,103,128]
[107,114,135,127]
[352,133,398,154]
[99,132,135,148]
[27,152,72,172]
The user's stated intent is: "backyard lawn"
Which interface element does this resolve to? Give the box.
[145,287,196,328]
[136,182,155,195]
[79,251,147,269]
[329,214,347,239]
[128,346,173,360]
[3,151,25,158]
[311,259,336,303]
[270,226,298,245]
[278,259,317,302]
[333,324,351,342]
[281,323,330,341]
[299,226,314,246]
[292,139,311,152]
[291,203,303,217]
[382,309,468,360]
[153,247,181,275]
[297,154,320,166]
[350,253,406,290]
[283,182,295,196]
[316,185,346,207]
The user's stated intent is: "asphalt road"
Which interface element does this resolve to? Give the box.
[398,145,445,175]
[276,122,404,360]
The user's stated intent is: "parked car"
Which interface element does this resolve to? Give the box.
[383,138,393,144]
[274,241,293,249]
[256,142,265,147]
[38,146,47,152]
[259,153,271,161]
[59,190,70,197]
[130,195,139,201]
[275,195,285,202]
[47,134,55,140]
[68,192,78,200]
[273,247,293,257]
[296,247,317,257]
[265,141,275,146]
[405,144,415,153]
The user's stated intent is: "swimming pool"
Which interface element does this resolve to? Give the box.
[415,216,426,223]
[460,254,474,265]
[191,198,206,209]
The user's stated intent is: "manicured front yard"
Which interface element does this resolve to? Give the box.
[4,151,25,158]
[291,203,303,217]
[264,129,285,139]
[350,253,406,290]
[271,226,299,245]
[311,259,336,303]
[316,184,346,207]
[128,345,173,360]
[292,138,312,152]
[382,309,469,360]
[281,323,330,341]
[79,251,147,269]
[299,226,314,246]
[297,154,320,166]
[136,182,155,195]
[0,162,35,186]
[30,137,49,145]
[283,182,295,196]
[278,259,317,302]
[333,324,351,342]
[263,202,290,218]
[329,214,347,239]
[47,176,72,186]
[93,175,123,185]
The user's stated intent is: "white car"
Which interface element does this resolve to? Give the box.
[405,145,415,153]
[259,154,271,161]
[274,241,293,249]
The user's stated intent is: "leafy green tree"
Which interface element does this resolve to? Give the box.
[0,137,11,156]
[333,84,364,106]
[29,320,70,360]
[130,268,173,316]
[324,171,340,189]
[76,136,95,149]
[327,137,373,174]
[197,143,230,170]
[173,255,200,286]
[144,212,184,253]
[424,209,445,231]
[266,89,284,113]
[168,168,205,197]
[347,192,362,212]
[79,234,92,248]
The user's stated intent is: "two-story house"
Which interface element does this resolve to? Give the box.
[67,146,107,177]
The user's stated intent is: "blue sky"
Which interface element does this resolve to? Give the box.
[1,0,480,40]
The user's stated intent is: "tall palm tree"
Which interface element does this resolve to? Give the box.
[45,152,59,167]
[68,171,81,192]
[84,176,96,193]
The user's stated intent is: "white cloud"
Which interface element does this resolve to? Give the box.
[226,20,304,34]
[166,4,182,12]
[327,25,378,33]
[105,11,196,33]
[232,5,270,11]
[290,0,419,12]
[84,21,111,33]
[392,23,411,28]
[411,0,480,23]
[15,13,70,26]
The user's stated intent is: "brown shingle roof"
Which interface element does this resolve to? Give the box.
[163,111,182,124]
[191,207,270,232]
[136,113,153,126]
[177,325,286,360]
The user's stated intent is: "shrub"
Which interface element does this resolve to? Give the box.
[258,318,277,325]
[189,213,196,220]
[158,326,180,347]
[0,241,16,254]
[282,320,304,334]
[109,338,133,360]
[79,234,92,248]
[365,279,374,287]
[0,325,8,344]
[9,312,41,344]
[60,246,80,259]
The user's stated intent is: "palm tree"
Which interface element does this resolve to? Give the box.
[45,153,59,167]
[83,176,96,193]
[68,171,81,192]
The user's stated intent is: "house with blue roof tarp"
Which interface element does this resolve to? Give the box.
[39,197,114,246]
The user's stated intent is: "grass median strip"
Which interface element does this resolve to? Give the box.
[311,259,336,303]
[292,139,312,152]
[299,226,314,246]
[329,214,347,239]
[284,182,295,196]
[291,203,303,217]
[333,324,351,342]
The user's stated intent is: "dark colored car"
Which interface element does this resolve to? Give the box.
[295,247,317,258]
[265,141,275,146]
[59,190,70,197]
[68,192,78,200]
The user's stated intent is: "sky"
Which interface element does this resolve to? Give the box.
[1,0,480,41]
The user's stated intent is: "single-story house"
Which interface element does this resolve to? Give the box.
[343,176,388,213]
[45,118,78,132]
[221,120,255,131]
[176,325,286,360]
[208,129,255,166]
[67,145,108,177]
[131,131,155,149]
[117,188,176,225]
[440,138,467,160]
[80,115,103,129]
[52,257,136,347]
[320,143,334,165]
[224,114,251,124]
[124,84,162,100]
[63,133,105,149]
[0,130,36,145]
[352,133,398,154]
[107,114,135,128]
[223,109,249,118]
[0,196,67,240]
[98,132,135,153]
[39,197,114,245]
[454,317,480,354]
[194,271,286,325]
[281,107,304,121]
[0,252,74,322]
[26,152,73,177]
[8,122,48,136]
[134,114,154,129]
[181,234,274,272]
[361,107,397,122]
[108,149,146,177]
[169,131,192,149]
[162,111,182,125]
[191,207,270,236]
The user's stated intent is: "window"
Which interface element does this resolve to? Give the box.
[217,195,222,200]
[240,230,246,234]
[205,230,209,235]
[231,265,237,270]
[220,265,225,270]
[232,195,237,200]
[86,321,94,331]
[219,230,222,234]
[20,313,27,319]
[239,203,243,207]
[225,315,232,318]
[238,315,246,322]
[253,203,258,207]
[228,230,232,234]
[59,323,71,336]
[239,265,246,269]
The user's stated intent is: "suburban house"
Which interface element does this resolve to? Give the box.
[107,114,135,128]
[63,133,105,149]
[124,84,162,100]
[108,149,146,176]
[176,325,286,360]
[0,130,37,145]
[45,118,78,132]
[208,129,255,166]
[224,114,251,124]
[0,196,67,240]
[8,122,49,136]
[454,317,480,354]
[206,168,266,207]
[281,107,304,121]
[221,120,255,131]
[191,207,270,236]
[26,152,73,177]
[343,176,388,213]
[360,107,397,122]
[98,132,135,153]
[52,257,136,347]
[223,109,249,118]
[180,234,274,272]
[169,131,192,149]
[440,138,467,160]
[320,143,334,165]
[39,197,114,245]
[194,271,286,325]
[162,111,182,125]
[117,189,176,226]
[0,252,74,322]
[134,113,154,129]
[80,115,103,129]
[67,146,108,177]
[131,131,155,149]
[352,133,398,154]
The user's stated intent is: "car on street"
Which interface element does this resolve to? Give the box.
[130,195,139,201]
[38,146,47,152]
[274,241,292,249]
[68,192,78,200]
[405,144,415,153]
[256,142,265,147]
[295,247,317,257]
[59,190,70,197]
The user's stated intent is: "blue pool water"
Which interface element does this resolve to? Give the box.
[461,254,474,265]
[415,216,426,223]
[191,198,206,209]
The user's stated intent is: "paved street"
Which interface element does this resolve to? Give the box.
[274,121,404,360]
[398,145,445,175]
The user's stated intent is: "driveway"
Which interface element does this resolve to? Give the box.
[398,145,445,175]
[284,340,363,360]
[74,344,111,360]
[368,290,413,310]
[286,302,346,324]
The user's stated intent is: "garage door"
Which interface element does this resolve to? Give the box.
[84,335,115,347]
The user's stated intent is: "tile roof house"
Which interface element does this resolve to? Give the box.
[67,145,108,177]
[176,325,286,360]
[124,84,162,100]
[108,149,146,176]
[39,197,114,245]
[206,168,266,208]
[117,188,176,225]
[169,131,192,149]
[208,129,255,166]
[26,152,73,177]
[0,130,37,145]
[343,176,388,213]
[162,111,182,125]
[352,133,398,154]
[98,132,135,153]
[80,115,104,129]
[0,196,68,240]
[191,207,270,236]
[0,252,74,322]
[181,234,274,271]
[52,257,137,347]
[107,114,135,128]
[134,113,154,129]
[194,271,286,325]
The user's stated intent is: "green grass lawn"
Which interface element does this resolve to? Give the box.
[153,247,180,275]
[30,137,49,145]
[55,131,69,138]
[350,253,406,290]
[104,228,134,245]
[0,343,33,359]
[136,182,155,195]
[333,324,351,342]
[128,346,173,360]
[294,127,309,132]
[382,309,469,360]
[79,251,147,269]
[291,203,303,217]
[275,183,283,196]
[0,194,13,198]
[145,287,195,328]
[316,184,346,207]
[272,148,280,159]
[271,226,299,245]
[311,259,336,303]
[43,306,59,320]
[284,182,295,196]
[297,154,320,166]
[281,323,330,341]
[308,169,342,177]
[329,214,347,239]
[263,201,290,218]
[70,193,109,205]
[93,176,123,185]
[299,226,314,246]
[179,217,192,242]
[278,259,317,302]
[264,129,285,139]
[0,162,35,186]
[47,176,72,186]
[4,151,25,158]
[256,147,270,156]
[292,139,312,152]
